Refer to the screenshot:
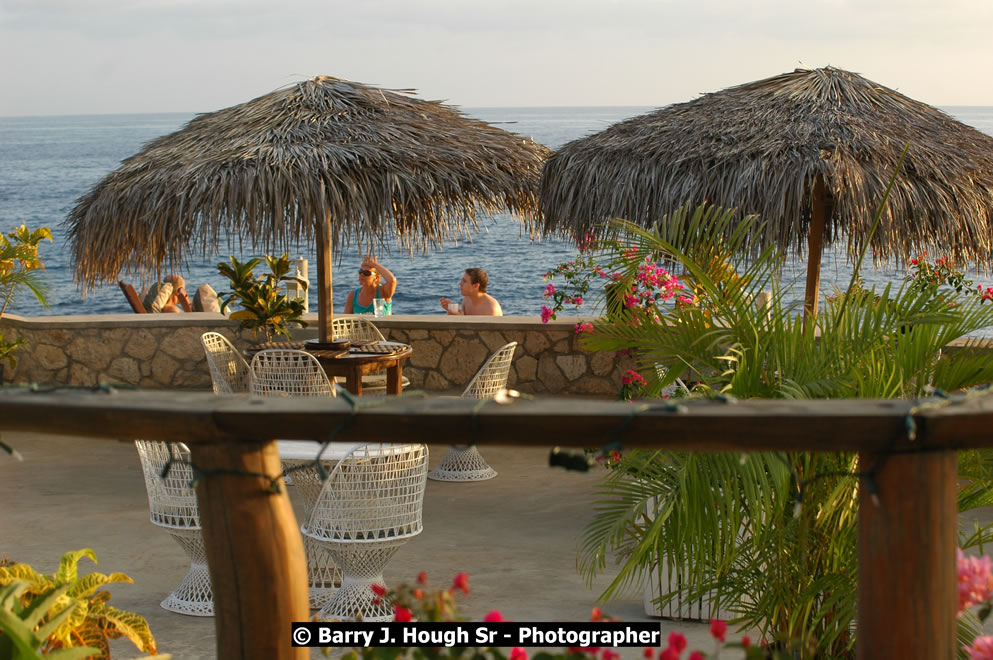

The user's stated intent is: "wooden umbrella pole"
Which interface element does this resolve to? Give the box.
[803,173,827,324]
[316,215,333,343]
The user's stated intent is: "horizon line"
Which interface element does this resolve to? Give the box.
[4,103,992,121]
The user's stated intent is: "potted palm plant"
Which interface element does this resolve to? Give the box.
[0,225,51,384]
[574,204,993,656]
[217,253,308,343]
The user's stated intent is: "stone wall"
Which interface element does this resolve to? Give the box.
[0,313,636,396]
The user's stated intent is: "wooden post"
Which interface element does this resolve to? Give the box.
[803,173,826,324]
[191,440,309,660]
[316,215,334,343]
[857,450,957,660]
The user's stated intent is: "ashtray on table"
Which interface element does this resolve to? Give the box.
[305,338,351,351]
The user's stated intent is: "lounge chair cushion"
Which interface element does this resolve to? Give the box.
[193,284,221,313]
[142,282,173,313]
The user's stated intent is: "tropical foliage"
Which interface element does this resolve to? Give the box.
[0,225,51,370]
[217,253,308,342]
[0,581,97,660]
[574,203,993,658]
[0,549,158,658]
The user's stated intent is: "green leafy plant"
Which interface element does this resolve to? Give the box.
[0,225,51,371]
[573,202,993,657]
[0,549,158,658]
[0,581,97,660]
[217,254,308,342]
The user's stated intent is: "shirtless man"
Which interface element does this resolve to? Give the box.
[440,267,503,316]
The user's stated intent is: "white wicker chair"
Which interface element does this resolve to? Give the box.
[304,443,429,622]
[201,332,251,394]
[331,317,410,393]
[250,349,337,398]
[134,440,213,616]
[249,348,340,607]
[427,341,518,482]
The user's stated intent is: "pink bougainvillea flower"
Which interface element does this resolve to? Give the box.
[642,647,654,658]
[544,283,556,298]
[688,652,705,660]
[965,635,993,660]
[371,584,387,596]
[483,610,504,623]
[709,619,727,642]
[393,605,412,622]
[741,635,751,649]
[667,632,687,653]
[575,322,594,334]
[509,648,528,660]
[958,548,993,613]
[540,305,554,324]
[452,572,470,594]
[417,571,428,585]
[658,649,679,660]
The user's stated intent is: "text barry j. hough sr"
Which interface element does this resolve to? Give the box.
[292,622,663,648]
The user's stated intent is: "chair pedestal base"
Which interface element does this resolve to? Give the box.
[304,536,342,609]
[161,530,214,617]
[428,445,497,482]
[312,542,405,622]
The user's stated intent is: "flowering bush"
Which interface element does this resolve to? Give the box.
[907,252,993,302]
[337,572,773,660]
[541,235,685,326]
[959,548,993,659]
[541,235,617,323]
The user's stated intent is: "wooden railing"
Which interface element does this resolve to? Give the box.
[2,388,991,659]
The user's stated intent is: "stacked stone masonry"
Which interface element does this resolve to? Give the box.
[0,314,638,396]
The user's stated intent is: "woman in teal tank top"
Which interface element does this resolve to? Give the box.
[343,256,396,315]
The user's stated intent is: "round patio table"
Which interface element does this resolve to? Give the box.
[308,342,413,396]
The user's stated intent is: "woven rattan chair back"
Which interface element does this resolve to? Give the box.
[201,332,251,394]
[134,440,213,616]
[249,349,336,398]
[461,342,518,399]
[304,443,428,621]
[332,317,387,343]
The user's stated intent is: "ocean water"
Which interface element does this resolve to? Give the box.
[1,106,992,318]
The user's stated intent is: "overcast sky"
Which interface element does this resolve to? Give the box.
[1,0,991,117]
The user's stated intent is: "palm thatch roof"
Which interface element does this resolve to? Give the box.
[541,66,993,267]
[67,75,549,290]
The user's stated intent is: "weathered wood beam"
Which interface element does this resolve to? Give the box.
[2,388,992,452]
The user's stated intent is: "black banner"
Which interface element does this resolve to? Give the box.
[291,621,663,648]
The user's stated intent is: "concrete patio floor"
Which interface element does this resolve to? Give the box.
[0,432,740,659]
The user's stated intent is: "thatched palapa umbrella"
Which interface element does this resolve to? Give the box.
[541,66,993,316]
[67,76,548,341]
